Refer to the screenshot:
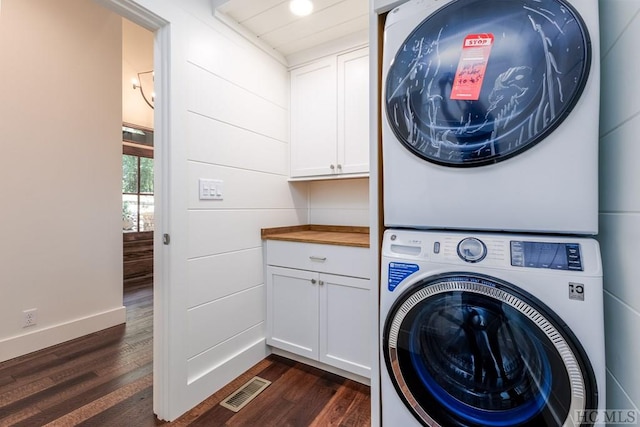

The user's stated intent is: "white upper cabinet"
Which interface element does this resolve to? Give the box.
[290,57,338,177]
[337,48,370,176]
[290,47,370,179]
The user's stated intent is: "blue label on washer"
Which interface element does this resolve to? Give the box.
[388,262,419,291]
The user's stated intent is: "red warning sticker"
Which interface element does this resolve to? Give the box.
[450,33,494,101]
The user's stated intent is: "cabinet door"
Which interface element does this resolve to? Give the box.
[266,266,319,359]
[318,273,371,377]
[290,58,338,177]
[337,48,369,175]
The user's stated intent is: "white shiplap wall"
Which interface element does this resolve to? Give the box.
[308,178,369,226]
[598,0,640,413]
[181,0,310,408]
[112,0,311,418]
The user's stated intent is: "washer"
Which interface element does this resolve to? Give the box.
[380,229,605,426]
[382,0,600,234]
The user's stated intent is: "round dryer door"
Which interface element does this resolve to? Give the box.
[385,0,591,167]
[383,273,598,427]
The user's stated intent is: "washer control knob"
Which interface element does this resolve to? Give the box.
[457,237,487,263]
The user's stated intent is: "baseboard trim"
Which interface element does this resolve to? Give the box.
[271,348,371,386]
[183,339,269,420]
[0,306,127,363]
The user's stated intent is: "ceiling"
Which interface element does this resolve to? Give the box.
[214,0,368,58]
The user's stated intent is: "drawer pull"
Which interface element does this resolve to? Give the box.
[309,256,327,262]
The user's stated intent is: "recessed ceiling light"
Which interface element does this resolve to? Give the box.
[289,0,314,17]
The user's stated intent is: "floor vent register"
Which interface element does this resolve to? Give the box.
[219,376,272,412]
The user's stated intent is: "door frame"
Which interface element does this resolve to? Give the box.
[93,0,172,419]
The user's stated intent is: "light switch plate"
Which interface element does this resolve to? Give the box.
[199,178,224,200]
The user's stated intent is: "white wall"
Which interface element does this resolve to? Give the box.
[0,0,125,361]
[598,0,640,414]
[308,178,369,226]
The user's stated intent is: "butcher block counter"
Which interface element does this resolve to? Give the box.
[261,225,369,248]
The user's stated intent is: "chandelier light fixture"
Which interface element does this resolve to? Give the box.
[132,70,155,110]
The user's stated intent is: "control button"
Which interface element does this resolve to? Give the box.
[457,237,487,263]
[433,242,440,254]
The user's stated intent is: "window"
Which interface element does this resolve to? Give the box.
[122,124,154,232]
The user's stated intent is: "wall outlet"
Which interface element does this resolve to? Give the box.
[23,308,37,328]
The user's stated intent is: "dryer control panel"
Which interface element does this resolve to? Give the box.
[510,241,583,271]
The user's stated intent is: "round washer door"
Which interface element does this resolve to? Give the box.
[383,273,597,427]
[385,0,591,167]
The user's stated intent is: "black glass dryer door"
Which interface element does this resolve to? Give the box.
[383,273,598,427]
[385,0,591,167]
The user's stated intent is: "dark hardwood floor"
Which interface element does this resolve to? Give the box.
[0,284,370,426]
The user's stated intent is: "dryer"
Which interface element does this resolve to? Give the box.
[382,0,600,234]
[380,229,605,426]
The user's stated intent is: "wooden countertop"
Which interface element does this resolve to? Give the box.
[261,225,370,248]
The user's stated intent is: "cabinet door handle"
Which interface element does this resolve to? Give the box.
[337,164,342,170]
[319,280,324,286]
[330,164,335,170]
[311,279,317,284]
[309,256,327,262]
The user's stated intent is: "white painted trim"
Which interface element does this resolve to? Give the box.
[288,172,369,182]
[187,339,269,409]
[213,10,288,66]
[151,20,172,422]
[211,0,231,10]
[286,29,369,69]
[369,3,382,426]
[270,348,371,386]
[0,306,126,363]
[373,0,407,14]
[95,0,173,420]
[93,0,167,30]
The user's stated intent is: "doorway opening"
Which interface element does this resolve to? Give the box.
[121,18,155,291]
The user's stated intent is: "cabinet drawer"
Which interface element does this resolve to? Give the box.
[266,240,370,279]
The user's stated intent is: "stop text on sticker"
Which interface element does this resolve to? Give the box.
[464,37,493,47]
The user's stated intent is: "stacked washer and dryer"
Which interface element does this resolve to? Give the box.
[379,0,605,426]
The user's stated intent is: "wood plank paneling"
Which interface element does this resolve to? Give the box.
[123,232,153,288]
[187,162,307,209]
[187,248,264,309]
[186,64,288,143]
[187,324,265,384]
[187,209,308,259]
[187,285,264,358]
[186,113,288,176]
[185,18,288,109]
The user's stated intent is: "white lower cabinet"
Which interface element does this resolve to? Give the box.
[265,241,371,378]
[318,273,371,377]
[266,266,320,360]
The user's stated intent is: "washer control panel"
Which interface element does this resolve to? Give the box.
[510,241,583,271]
